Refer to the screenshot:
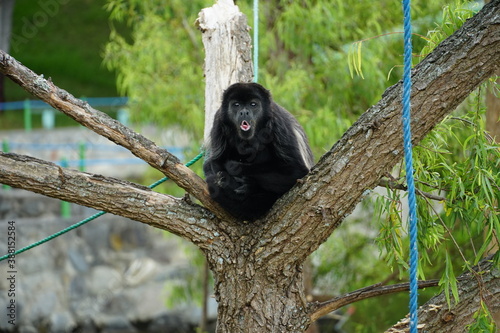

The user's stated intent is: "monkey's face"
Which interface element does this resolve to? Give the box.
[227,97,264,140]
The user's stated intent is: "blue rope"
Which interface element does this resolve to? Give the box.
[253,0,259,83]
[401,0,419,331]
[0,151,204,262]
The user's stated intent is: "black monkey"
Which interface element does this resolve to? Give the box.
[203,82,314,221]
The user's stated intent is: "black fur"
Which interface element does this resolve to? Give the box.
[203,82,314,221]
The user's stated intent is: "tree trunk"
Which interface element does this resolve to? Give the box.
[209,249,309,331]
[0,1,499,332]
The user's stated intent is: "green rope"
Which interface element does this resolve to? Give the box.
[0,151,204,262]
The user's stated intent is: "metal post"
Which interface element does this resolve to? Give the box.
[23,100,32,132]
[2,140,10,190]
[60,158,71,218]
[78,142,86,172]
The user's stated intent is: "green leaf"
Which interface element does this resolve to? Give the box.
[467,300,497,333]
[439,253,459,307]
[356,42,365,79]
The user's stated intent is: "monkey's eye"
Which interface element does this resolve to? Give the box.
[233,102,240,107]
[250,102,257,107]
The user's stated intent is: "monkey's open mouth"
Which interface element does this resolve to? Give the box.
[240,121,251,131]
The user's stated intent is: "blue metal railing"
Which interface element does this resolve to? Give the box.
[0,97,129,131]
[0,97,128,111]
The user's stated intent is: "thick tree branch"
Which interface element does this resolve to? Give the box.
[0,50,231,220]
[0,152,222,250]
[309,279,442,322]
[257,0,500,265]
[310,256,500,328]
[386,256,500,332]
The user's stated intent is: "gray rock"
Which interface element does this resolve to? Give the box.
[50,311,76,332]
[0,189,212,333]
[98,316,138,333]
[18,326,38,333]
[0,296,12,330]
[68,247,89,272]
[69,274,87,299]
[22,199,47,217]
[87,265,122,296]
[75,318,98,333]
[149,313,194,333]
[29,290,58,321]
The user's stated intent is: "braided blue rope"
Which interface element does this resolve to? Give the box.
[0,151,204,262]
[401,0,419,331]
[253,0,259,83]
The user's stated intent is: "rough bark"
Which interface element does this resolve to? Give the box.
[212,256,309,332]
[0,153,220,249]
[0,0,499,332]
[386,257,500,332]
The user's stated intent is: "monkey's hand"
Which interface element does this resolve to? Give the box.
[214,171,229,188]
[233,176,250,198]
[224,160,252,176]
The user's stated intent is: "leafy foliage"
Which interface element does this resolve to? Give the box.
[103,0,211,139]
[252,0,448,155]
[467,300,498,333]
[369,86,499,329]
[354,1,499,329]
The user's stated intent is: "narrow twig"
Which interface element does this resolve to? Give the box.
[378,179,446,201]
[450,116,496,144]
[309,280,441,322]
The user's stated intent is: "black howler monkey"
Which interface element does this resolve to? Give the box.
[203,82,314,221]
